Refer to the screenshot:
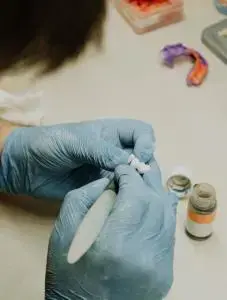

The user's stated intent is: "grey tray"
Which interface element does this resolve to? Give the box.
[202,19,227,64]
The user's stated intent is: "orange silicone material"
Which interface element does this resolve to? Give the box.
[113,0,184,34]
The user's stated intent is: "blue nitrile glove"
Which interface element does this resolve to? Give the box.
[0,119,155,199]
[45,161,178,300]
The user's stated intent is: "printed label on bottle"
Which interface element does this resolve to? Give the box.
[186,211,216,238]
[188,211,216,224]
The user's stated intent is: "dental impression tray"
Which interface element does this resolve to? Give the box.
[202,19,227,64]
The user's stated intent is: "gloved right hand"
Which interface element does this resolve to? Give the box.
[0,119,154,199]
[45,160,178,300]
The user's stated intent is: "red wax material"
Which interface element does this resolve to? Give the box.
[127,0,170,11]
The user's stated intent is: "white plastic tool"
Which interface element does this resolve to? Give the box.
[68,189,117,264]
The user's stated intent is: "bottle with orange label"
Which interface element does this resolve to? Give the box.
[185,183,217,240]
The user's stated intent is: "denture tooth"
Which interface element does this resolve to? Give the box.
[128,154,151,174]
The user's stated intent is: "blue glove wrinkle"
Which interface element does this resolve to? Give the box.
[1,128,30,194]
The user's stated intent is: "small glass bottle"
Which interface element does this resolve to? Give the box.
[185,183,217,240]
[166,174,191,199]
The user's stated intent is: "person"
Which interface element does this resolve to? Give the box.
[0,1,178,299]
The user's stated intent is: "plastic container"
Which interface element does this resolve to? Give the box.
[113,0,184,34]
[202,19,227,64]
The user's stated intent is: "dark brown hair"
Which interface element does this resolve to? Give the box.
[0,0,106,74]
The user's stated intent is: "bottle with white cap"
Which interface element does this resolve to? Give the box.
[166,165,192,200]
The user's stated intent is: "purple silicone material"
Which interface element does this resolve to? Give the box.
[161,43,207,66]
[161,43,188,66]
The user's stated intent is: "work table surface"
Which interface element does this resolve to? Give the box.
[0,1,226,299]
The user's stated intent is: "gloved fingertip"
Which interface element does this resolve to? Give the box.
[94,177,110,188]
[85,178,110,199]
[133,134,155,163]
[115,164,132,176]
[143,159,163,191]
[115,165,142,186]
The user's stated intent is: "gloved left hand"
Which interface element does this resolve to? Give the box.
[45,162,178,300]
[0,119,155,199]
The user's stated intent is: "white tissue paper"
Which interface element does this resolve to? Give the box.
[0,90,43,126]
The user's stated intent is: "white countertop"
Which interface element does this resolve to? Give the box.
[0,1,227,299]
